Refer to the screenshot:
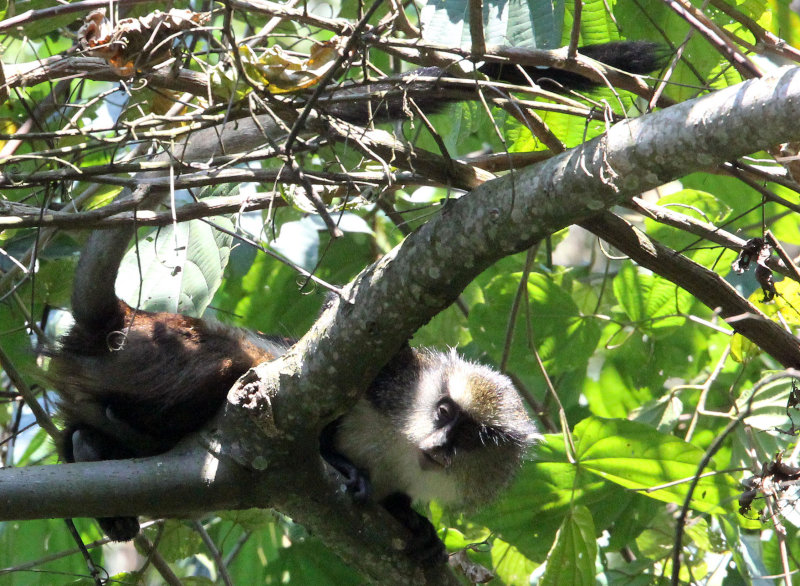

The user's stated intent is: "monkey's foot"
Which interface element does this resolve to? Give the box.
[98,516,140,542]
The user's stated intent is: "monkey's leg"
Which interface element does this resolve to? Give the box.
[381,493,447,566]
[65,426,141,541]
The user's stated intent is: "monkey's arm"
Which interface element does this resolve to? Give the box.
[381,493,447,566]
[319,419,371,501]
[320,420,448,566]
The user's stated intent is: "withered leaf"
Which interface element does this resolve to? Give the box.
[78,9,210,76]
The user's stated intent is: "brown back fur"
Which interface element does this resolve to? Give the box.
[52,299,289,446]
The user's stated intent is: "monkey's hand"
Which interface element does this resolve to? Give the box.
[319,420,371,501]
[320,419,447,566]
[382,493,447,566]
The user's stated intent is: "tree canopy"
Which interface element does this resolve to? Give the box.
[2,0,800,584]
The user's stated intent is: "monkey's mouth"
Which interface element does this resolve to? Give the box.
[419,448,451,470]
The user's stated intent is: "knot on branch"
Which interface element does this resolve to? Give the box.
[202,361,288,471]
[229,363,282,438]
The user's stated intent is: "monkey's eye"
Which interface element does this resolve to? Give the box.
[434,398,458,427]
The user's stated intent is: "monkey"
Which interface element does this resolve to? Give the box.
[45,38,665,562]
[49,225,540,562]
[50,241,540,563]
[47,223,295,541]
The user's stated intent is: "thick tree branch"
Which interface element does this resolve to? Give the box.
[5,56,210,97]
[0,438,455,585]
[627,197,800,283]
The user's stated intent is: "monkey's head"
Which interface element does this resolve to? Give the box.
[336,347,540,511]
[398,349,541,508]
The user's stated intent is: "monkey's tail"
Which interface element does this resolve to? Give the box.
[69,224,134,330]
[317,40,668,124]
[479,40,669,91]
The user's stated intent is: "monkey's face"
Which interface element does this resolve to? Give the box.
[402,350,540,507]
[336,348,540,509]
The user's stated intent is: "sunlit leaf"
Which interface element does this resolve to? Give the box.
[117,216,233,316]
[470,272,601,375]
[539,506,597,586]
[613,261,694,330]
[574,417,738,515]
[419,0,564,50]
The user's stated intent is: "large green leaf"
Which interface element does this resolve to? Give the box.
[419,0,564,49]
[213,229,373,336]
[736,371,797,433]
[472,435,632,561]
[116,217,233,317]
[565,0,619,44]
[582,358,652,419]
[730,372,799,478]
[491,539,539,585]
[574,417,738,515]
[613,261,694,331]
[540,506,597,586]
[470,272,601,376]
[0,518,101,585]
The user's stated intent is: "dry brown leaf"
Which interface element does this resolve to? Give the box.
[78,9,210,76]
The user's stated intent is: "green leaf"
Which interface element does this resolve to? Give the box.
[14,428,50,467]
[470,272,601,376]
[419,0,564,50]
[730,372,799,478]
[219,522,360,584]
[117,217,233,317]
[574,417,738,515]
[565,0,619,44]
[730,332,758,362]
[153,521,204,562]
[736,371,797,433]
[583,359,652,418]
[753,278,800,326]
[613,261,694,330]
[540,506,597,586]
[491,539,539,585]
[766,184,800,244]
[472,435,632,561]
[631,393,684,433]
[0,518,99,583]
[643,189,732,251]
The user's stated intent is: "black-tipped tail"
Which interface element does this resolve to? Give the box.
[579,41,670,76]
[319,41,668,124]
[479,40,669,90]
